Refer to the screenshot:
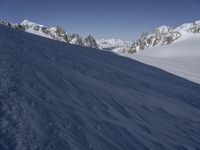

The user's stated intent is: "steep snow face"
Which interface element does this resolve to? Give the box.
[1,25,200,150]
[127,21,200,53]
[118,36,200,84]
[97,38,132,52]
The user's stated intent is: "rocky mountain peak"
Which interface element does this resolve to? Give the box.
[127,21,200,54]
[85,34,99,49]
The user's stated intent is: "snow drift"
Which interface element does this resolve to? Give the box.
[1,25,200,150]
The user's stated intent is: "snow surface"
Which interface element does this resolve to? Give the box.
[117,36,200,84]
[1,25,200,150]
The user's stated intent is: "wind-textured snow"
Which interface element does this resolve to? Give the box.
[118,36,200,84]
[1,25,200,150]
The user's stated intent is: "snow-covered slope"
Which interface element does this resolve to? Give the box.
[97,38,132,52]
[1,25,200,150]
[126,21,200,53]
[118,36,200,84]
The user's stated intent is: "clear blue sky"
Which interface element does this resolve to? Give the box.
[0,0,200,40]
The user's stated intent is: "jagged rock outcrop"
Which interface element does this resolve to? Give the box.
[84,35,99,49]
[69,34,85,45]
[127,26,181,53]
[69,34,99,49]
[0,21,12,27]
[53,26,69,42]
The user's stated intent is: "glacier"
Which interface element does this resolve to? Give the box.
[0,25,200,150]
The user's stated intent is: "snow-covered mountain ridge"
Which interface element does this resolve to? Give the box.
[97,20,200,53]
[1,20,200,53]
[0,20,100,49]
[127,20,200,53]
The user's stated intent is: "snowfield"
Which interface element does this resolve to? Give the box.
[118,35,200,84]
[1,25,200,150]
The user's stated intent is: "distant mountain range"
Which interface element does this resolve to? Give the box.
[99,21,200,53]
[1,20,200,53]
[127,21,200,53]
[0,20,100,49]
[97,38,132,52]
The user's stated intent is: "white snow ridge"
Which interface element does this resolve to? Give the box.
[1,24,200,150]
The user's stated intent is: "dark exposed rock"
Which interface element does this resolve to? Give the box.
[128,26,181,53]
[85,35,99,49]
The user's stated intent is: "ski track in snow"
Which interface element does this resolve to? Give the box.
[0,25,200,150]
